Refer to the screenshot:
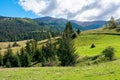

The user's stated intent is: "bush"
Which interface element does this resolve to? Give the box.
[12,42,20,47]
[102,46,115,61]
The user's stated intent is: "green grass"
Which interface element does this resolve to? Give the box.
[74,34,120,58]
[1,33,120,80]
[0,59,120,80]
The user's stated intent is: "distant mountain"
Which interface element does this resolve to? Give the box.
[0,16,107,41]
[34,16,83,31]
[34,17,106,31]
[71,20,106,30]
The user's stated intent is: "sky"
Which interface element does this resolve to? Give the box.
[0,0,120,21]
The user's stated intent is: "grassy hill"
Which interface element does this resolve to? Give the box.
[0,59,120,80]
[0,37,60,54]
[1,28,120,80]
[74,33,120,58]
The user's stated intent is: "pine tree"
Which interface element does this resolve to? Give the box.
[41,32,59,66]
[12,55,21,67]
[110,16,118,29]
[77,28,81,34]
[33,48,44,62]
[6,59,11,68]
[31,39,37,61]
[58,21,79,66]
[25,40,38,61]
[24,53,31,67]
[25,41,32,56]
[19,48,31,67]
[63,21,74,38]
[3,48,13,66]
[0,54,3,66]
[105,16,118,29]
[19,48,26,67]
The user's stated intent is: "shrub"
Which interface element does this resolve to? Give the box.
[12,42,20,47]
[102,46,115,61]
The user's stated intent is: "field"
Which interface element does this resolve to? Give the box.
[0,37,60,54]
[0,33,120,80]
[74,33,120,58]
[0,59,120,80]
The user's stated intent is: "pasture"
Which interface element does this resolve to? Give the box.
[0,59,120,80]
[74,34,120,58]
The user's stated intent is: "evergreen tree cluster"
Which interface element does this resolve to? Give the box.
[0,21,80,67]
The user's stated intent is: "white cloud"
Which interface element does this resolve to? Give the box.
[19,0,120,21]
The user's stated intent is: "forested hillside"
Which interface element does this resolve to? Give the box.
[0,16,107,42]
[0,16,60,41]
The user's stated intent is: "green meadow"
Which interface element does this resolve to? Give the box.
[74,33,120,58]
[1,33,120,80]
[0,59,120,80]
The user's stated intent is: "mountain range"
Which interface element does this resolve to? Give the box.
[34,16,106,31]
[0,16,111,41]
[0,16,107,31]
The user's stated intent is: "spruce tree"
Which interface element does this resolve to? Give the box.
[24,53,31,67]
[19,48,31,67]
[33,48,44,63]
[110,16,118,29]
[105,16,118,29]
[31,39,37,61]
[25,40,37,61]
[63,21,74,38]
[41,32,59,66]
[12,55,21,67]
[3,48,13,66]
[0,54,3,66]
[25,41,32,56]
[58,21,79,66]
[6,59,11,68]
[77,28,81,34]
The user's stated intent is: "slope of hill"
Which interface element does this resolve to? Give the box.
[0,16,60,41]
[0,16,41,41]
[0,59,120,80]
[74,33,120,58]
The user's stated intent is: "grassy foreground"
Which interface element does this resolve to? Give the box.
[0,59,120,80]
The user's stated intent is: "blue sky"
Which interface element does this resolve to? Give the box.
[0,0,120,21]
[0,0,38,18]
